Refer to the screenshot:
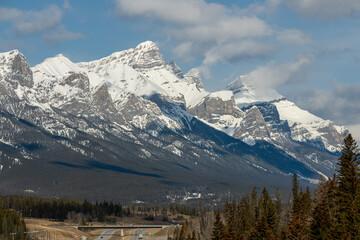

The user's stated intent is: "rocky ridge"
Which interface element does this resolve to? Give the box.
[0,42,347,201]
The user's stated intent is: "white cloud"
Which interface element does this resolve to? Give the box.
[196,65,212,80]
[277,29,311,45]
[0,5,83,45]
[173,42,195,62]
[115,0,274,64]
[242,55,313,88]
[244,0,360,19]
[241,0,282,16]
[0,8,21,22]
[289,81,360,128]
[203,41,274,64]
[63,0,72,10]
[284,0,360,19]
[12,5,63,36]
[44,25,84,45]
[166,16,272,43]
[115,0,226,25]
[347,124,360,143]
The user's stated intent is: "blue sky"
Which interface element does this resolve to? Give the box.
[0,0,360,139]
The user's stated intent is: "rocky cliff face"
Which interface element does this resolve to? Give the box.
[0,41,348,201]
[196,76,347,153]
[165,60,184,79]
[184,68,204,89]
[0,50,33,88]
[188,94,243,121]
[61,73,90,92]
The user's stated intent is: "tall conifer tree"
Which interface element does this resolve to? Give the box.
[335,133,360,239]
[212,211,226,240]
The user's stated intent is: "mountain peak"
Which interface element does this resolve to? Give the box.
[41,53,73,65]
[0,49,33,88]
[54,53,66,59]
[33,53,82,78]
[226,76,246,91]
[1,49,21,55]
[0,49,26,64]
[130,41,164,70]
[135,40,159,51]
[226,76,283,107]
[184,68,204,89]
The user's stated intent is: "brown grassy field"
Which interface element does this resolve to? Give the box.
[24,219,176,240]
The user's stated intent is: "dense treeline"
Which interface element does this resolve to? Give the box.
[168,207,214,240]
[0,195,204,225]
[0,207,27,240]
[169,133,360,240]
[0,196,202,239]
[169,220,201,240]
[1,134,358,240]
[136,203,199,222]
[208,133,360,240]
[0,196,131,223]
[169,203,199,216]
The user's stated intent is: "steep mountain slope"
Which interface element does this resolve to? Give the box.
[0,43,346,201]
[188,76,346,180]
[190,75,346,154]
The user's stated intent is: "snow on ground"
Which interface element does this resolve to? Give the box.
[0,50,23,76]
[209,90,234,101]
[274,99,323,124]
[32,54,84,83]
[8,42,346,156]
[182,84,209,108]
[274,99,344,152]
[198,114,243,137]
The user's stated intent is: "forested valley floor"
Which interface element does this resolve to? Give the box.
[1,134,359,240]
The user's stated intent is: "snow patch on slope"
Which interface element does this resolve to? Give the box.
[209,90,233,101]
[227,76,283,107]
[33,54,83,82]
[274,99,344,152]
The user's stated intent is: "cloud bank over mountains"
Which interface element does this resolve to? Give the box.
[0,4,83,45]
[284,0,360,19]
[289,81,360,140]
[243,55,313,88]
[0,0,358,140]
[114,0,308,66]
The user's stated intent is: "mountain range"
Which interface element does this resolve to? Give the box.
[0,41,347,201]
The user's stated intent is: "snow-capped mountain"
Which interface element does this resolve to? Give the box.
[189,75,346,153]
[0,42,347,201]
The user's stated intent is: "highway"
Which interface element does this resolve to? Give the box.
[94,229,119,240]
[131,229,147,240]
[130,228,169,240]
[77,224,169,230]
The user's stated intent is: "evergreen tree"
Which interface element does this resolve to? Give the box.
[335,133,360,239]
[225,210,238,240]
[288,175,312,240]
[251,188,258,222]
[238,193,254,238]
[275,188,282,218]
[250,188,279,239]
[310,177,337,240]
[212,211,226,240]
[250,216,276,240]
[260,188,278,233]
[292,174,300,214]
[0,207,27,240]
